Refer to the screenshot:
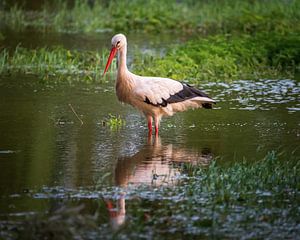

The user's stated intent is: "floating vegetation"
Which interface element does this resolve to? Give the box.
[102,114,126,130]
[1,0,299,34]
[0,46,116,81]
[133,32,300,82]
[1,151,299,239]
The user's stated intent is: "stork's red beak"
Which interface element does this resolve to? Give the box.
[103,47,117,76]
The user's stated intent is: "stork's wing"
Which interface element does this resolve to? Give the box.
[133,77,215,107]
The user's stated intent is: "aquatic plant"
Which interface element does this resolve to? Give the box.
[133,32,300,82]
[1,0,299,34]
[103,114,126,130]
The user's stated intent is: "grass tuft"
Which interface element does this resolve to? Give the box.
[103,114,126,130]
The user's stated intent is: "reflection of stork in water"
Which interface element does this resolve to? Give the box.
[105,136,213,229]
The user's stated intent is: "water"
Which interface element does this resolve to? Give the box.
[0,32,299,238]
[1,29,187,54]
[0,72,299,204]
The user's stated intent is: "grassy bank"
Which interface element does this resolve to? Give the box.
[1,0,299,34]
[0,46,116,81]
[1,30,299,82]
[3,151,299,239]
[133,32,300,82]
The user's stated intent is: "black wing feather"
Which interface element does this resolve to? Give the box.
[144,83,214,108]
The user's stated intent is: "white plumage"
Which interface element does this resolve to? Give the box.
[104,33,215,135]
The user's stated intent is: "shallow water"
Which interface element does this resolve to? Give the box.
[0,74,299,237]
[0,32,300,238]
[0,73,299,189]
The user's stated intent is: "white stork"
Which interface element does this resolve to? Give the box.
[103,33,215,135]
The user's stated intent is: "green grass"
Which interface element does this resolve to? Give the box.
[1,0,299,34]
[1,30,299,83]
[1,31,299,82]
[0,46,116,81]
[133,32,300,82]
[5,151,300,239]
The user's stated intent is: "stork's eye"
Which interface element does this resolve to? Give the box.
[117,41,120,45]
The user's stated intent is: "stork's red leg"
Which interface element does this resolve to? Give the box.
[155,124,159,136]
[154,116,160,136]
[147,116,153,136]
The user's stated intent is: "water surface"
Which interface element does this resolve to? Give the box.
[0,73,299,195]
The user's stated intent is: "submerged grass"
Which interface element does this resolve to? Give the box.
[0,46,116,81]
[133,32,300,82]
[1,0,299,34]
[3,151,300,239]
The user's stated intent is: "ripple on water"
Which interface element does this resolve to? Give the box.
[0,150,18,154]
[204,79,300,111]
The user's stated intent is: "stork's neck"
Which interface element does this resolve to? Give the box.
[117,45,129,76]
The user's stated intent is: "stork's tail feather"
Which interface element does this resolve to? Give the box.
[187,84,216,109]
[202,103,213,109]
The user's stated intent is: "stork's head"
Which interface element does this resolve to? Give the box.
[103,33,127,75]
[111,33,127,49]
